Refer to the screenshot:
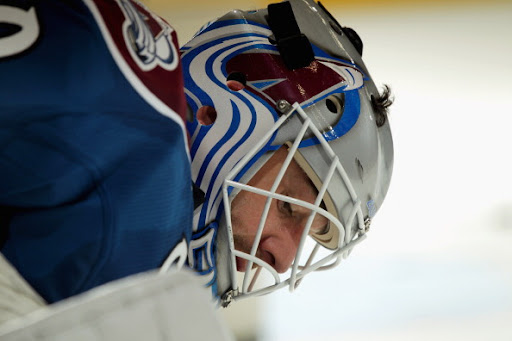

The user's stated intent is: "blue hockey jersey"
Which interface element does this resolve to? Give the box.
[0,0,193,303]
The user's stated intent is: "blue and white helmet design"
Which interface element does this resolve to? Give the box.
[182,0,393,306]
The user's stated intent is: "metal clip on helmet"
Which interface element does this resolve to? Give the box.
[181,0,393,307]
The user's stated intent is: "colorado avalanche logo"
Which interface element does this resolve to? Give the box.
[119,0,178,71]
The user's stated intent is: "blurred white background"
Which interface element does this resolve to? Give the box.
[151,0,512,339]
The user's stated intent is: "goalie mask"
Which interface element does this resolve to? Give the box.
[181,0,393,306]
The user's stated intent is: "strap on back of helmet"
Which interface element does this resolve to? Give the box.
[267,1,315,70]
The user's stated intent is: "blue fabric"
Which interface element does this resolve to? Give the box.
[0,0,193,303]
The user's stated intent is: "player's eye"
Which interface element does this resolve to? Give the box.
[278,200,294,216]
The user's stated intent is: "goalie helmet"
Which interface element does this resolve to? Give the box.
[181,0,393,306]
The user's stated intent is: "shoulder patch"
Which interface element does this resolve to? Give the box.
[83,0,188,130]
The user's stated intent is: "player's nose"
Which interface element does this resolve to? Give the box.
[262,221,304,273]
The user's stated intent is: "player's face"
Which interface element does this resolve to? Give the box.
[230,147,328,273]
